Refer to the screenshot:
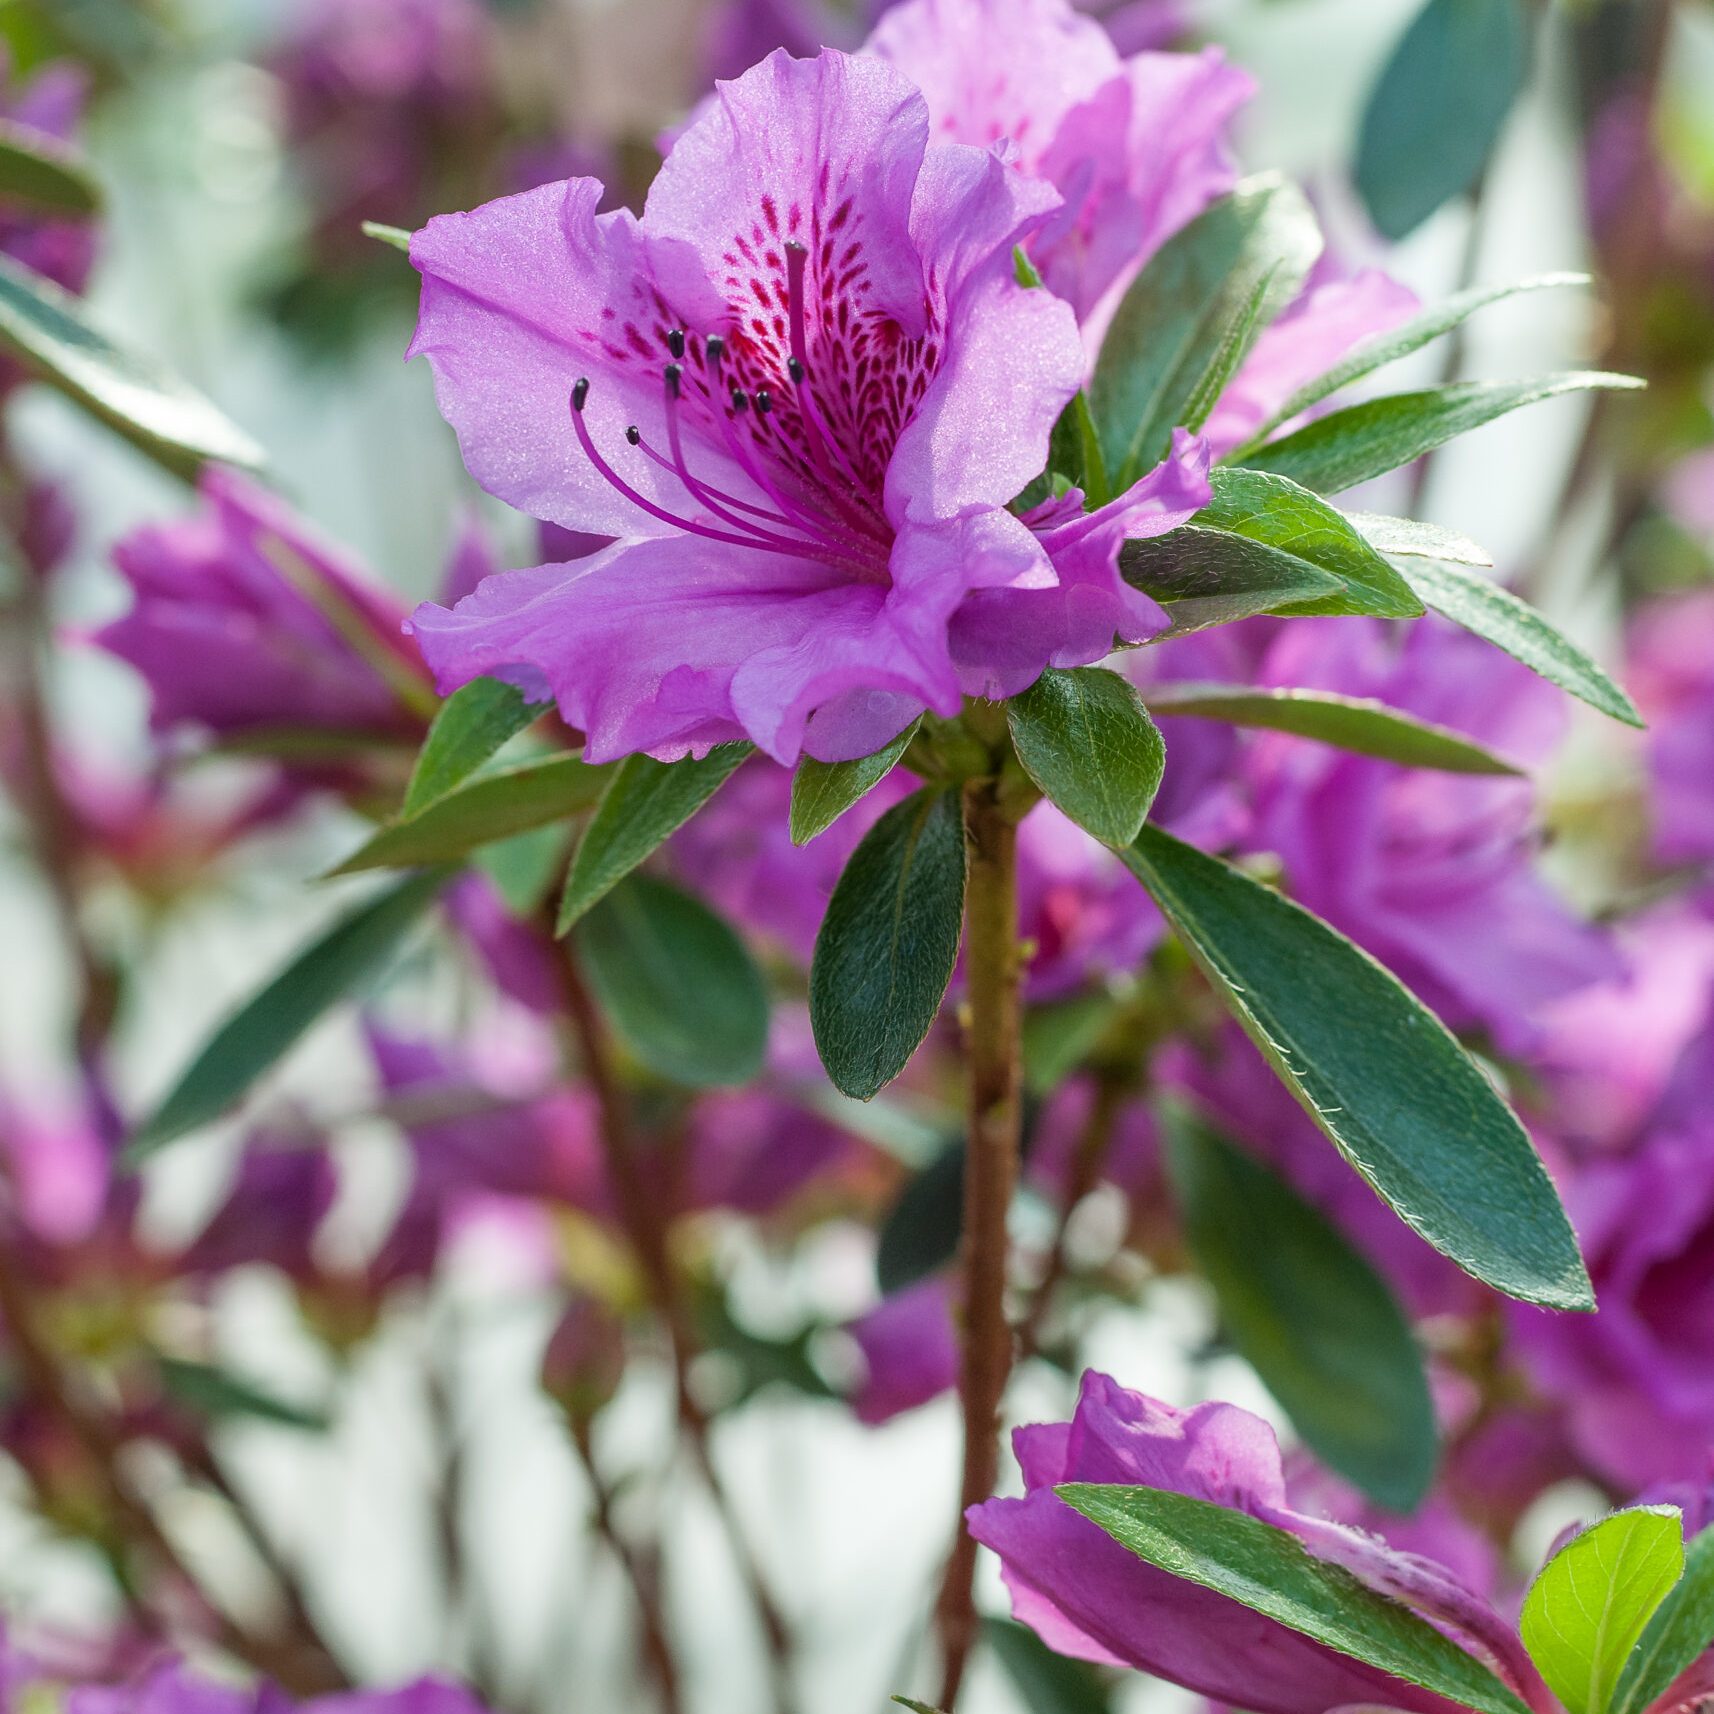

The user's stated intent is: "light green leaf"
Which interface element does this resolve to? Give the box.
[984,1616,1114,1714]
[362,220,413,253]
[1238,373,1644,496]
[790,718,921,845]
[0,119,101,216]
[1022,991,1123,1096]
[891,1699,947,1714]
[404,677,548,816]
[1355,0,1531,241]
[574,875,768,1088]
[1520,1507,1684,1714]
[1007,668,1166,846]
[157,1357,329,1433]
[1394,558,1643,728]
[127,871,448,1161]
[1163,1110,1437,1510]
[1057,1484,1533,1714]
[0,253,265,481]
[810,787,966,1100]
[1613,1523,1714,1714]
[1121,825,1591,1309]
[1092,175,1322,489]
[1348,512,1492,566]
[557,744,752,931]
[1142,683,1522,775]
[330,754,609,875]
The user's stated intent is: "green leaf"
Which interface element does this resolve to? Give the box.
[790,719,920,845]
[1163,1111,1437,1511]
[984,1617,1113,1714]
[0,119,101,216]
[1613,1523,1714,1714]
[1091,175,1322,489]
[1007,668,1166,846]
[1394,558,1644,728]
[1142,683,1522,775]
[573,875,768,1088]
[1520,1507,1684,1714]
[875,1140,964,1295]
[1057,1484,1533,1714]
[1050,391,1109,505]
[330,754,609,875]
[361,220,413,253]
[1022,992,1122,1096]
[127,871,448,1161]
[1232,274,1589,456]
[891,1700,947,1714]
[557,744,752,931]
[810,787,966,1100]
[157,1357,329,1433]
[0,253,265,481]
[1121,825,1591,1310]
[404,678,548,816]
[1355,0,1531,241]
[1238,373,1645,497]
[1122,528,1346,637]
[1348,512,1492,566]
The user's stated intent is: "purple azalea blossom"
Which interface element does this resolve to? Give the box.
[864,0,1251,336]
[846,1275,960,1424]
[404,47,1208,764]
[968,1373,1551,1714]
[1629,589,1714,873]
[176,1137,337,1283]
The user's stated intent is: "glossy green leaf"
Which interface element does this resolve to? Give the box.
[1091,175,1322,488]
[1520,1507,1684,1714]
[1142,683,1521,775]
[1239,373,1644,497]
[790,718,921,845]
[1395,558,1643,728]
[875,1140,964,1294]
[811,787,966,1100]
[127,871,449,1161]
[984,1617,1113,1714]
[1355,0,1530,241]
[574,875,768,1088]
[1163,1111,1436,1510]
[0,119,101,215]
[1613,1523,1714,1714]
[331,754,609,875]
[1233,274,1589,455]
[1122,528,1346,636]
[1008,668,1166,846]
[557,744,752,931]
[1058,1485,1533,1714]
[0,253,265,481]
[1348,513,1492,566]
[1121,825,1591,1309]
[157,1357,329,1433]
[403,677,548,816]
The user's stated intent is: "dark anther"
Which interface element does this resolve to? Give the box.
[784,239,808,257]
[571,377,590,413]
[625,424,641,445]
[665,328,686,359]
[755,388,774,414]
[705,334,725,364]
[664,363,682,399]
[787,356,806,383]
[731,387,750,412]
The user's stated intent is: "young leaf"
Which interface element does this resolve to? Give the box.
[557,744,752,931]
[1348,512,1492,566]
[1056,1485,1533,1714]
[574,875,769,1088]
[1238,373,1645,496]
[404,677,548,816]
[790,718,921,845]
[362,220,413,252]
[0,253,265,481]
[875,1140,964,1294]
[127,870,449,1161]
[984,1616,1114,1714]
[1163,1111,1437,1511]
[1007,668,1166,846]
[1122,528,1347,636]
[0,120,102,216]
[1355,0,1530,241]
[1121,825,1591,1310]
[332,754,608,875]
[810,787,966,1100]
[1519,1507,1685,1714]
[156,1357,330,1433]
[1142,684,1522,775]
[891,1700,948,1714]
[1394,559,1643,728]
[1091,175,1322,488]
[1233,273,1589,455]
[1613,1523,1714,1714]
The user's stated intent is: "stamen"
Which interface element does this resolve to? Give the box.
[730,387,749,413]
[705,335,725,370]
[665,328,686,360]
[755,389,773,415]
[784,240,811,374]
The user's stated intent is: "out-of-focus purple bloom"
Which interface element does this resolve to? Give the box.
[444,872,565,1014]
[865,0,1250,337]
[968,1373,1548,1713]
[846,1274,960,1424]
[176,1137,337,1283]
[0,52,97,296]
[1629,589,1714,872]
[96,472,428,749]
[65,1665,491,1714]
[683,1082,864,1217]
[404,48,1206,764]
